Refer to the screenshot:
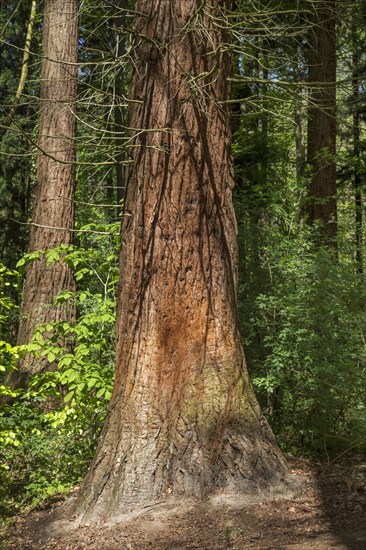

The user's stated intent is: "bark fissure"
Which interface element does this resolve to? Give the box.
[74,0,287,522]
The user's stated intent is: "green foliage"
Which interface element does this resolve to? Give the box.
[0,224,119,526]
[28,286,115,405]
[0,263,19,336]
[0,399,103,520]
[0,0,40,267]
[0,263,21,406]
[231,1,366,459]
[238,223,366,457]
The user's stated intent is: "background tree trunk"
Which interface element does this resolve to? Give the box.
[0,0,36,141]
[352,21,363,274]
[294,46,306,191]
[114,1,128,218]
[9,0,78,389]
[306,1,337,248]
[74,0,287,522]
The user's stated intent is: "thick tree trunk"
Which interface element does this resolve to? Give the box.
[306,1,337,248]
[9,0,78,389]
[74,0,287,522]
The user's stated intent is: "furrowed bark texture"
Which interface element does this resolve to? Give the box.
[306,1,337,247]
[75,0,287,521]
[11,0,77,388]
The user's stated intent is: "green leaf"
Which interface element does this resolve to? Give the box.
[26,343,41,352]
[87,378,99,389]
[59,355,73,367]
[79,292,88,303]
[64,390,74,403]
[96,387,105,398]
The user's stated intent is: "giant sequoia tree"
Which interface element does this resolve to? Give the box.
[8,0,78,389]
[74,0,287,521]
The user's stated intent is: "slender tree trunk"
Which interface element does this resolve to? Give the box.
[9,0,78,389]
[114,3,128,217]
[74,0,287,522]
[306,1,337,248]
[261,64,269,189]
[294,47,306,190]
[294,47,307,222]
[294,99,305,187]
[353,82,363,274]
[0,0,36,141]
[352,27,363,273]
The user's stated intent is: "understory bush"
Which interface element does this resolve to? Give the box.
[239,226,366,458]
[0,223,119,526]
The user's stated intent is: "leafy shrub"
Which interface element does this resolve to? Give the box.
[239,227,366,457]
[0,223,119,526]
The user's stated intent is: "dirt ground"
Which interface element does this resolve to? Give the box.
[2,459,366,550]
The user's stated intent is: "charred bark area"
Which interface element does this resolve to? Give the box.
[74,0,287,522]
[306,1,337,248]
[9,0,78,389]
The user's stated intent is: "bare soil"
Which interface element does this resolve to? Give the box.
[2,459,366,550]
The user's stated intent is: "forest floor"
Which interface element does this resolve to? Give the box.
[1,458,366,550]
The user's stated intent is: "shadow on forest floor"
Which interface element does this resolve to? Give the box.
[2,458,366,549]
[313,459,366,550]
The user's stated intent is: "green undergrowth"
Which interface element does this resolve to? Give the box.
[1,221,366,528]
[238,225,366,459]
[0,224,119,527]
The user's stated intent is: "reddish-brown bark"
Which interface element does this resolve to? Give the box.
[10,0,78,389]
[74,0,287,521]
[306,1,337,248]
